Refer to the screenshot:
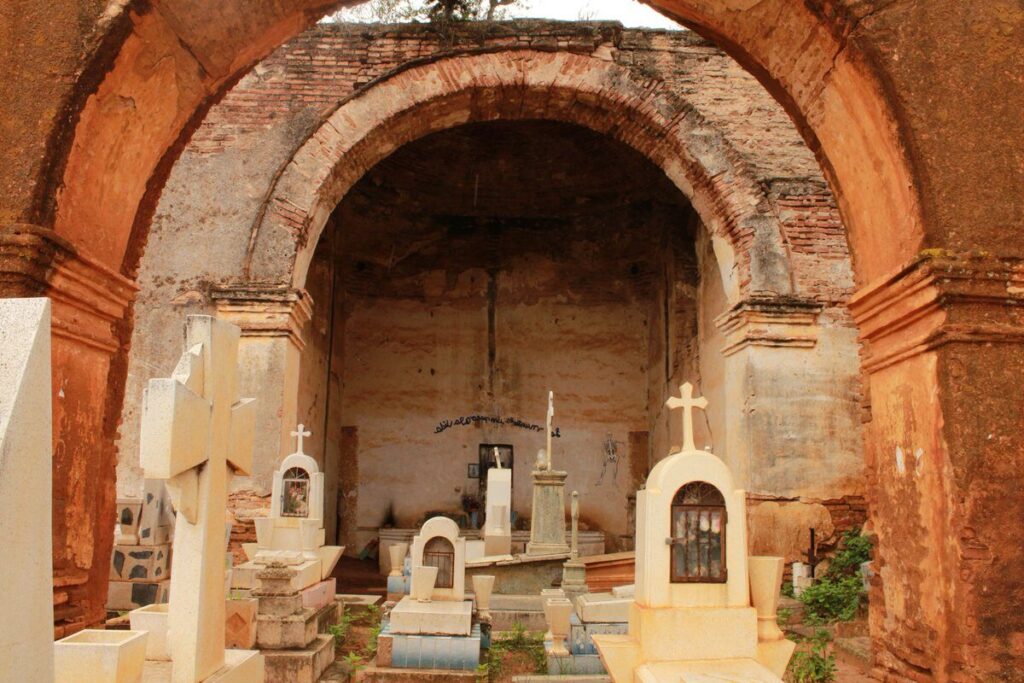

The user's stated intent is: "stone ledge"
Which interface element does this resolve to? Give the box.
[850,252,1024,372]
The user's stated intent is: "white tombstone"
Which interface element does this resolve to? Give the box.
[234,424,343,591]
[483,448,512,557]
[0,299,54,683]
[410,516,467,602]
[592,382,794,682]
[390,516,473,637]
[140,315,263,683]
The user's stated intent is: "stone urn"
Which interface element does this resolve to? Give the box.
[539,588,566,641]
[388,542,409,577]
[472,575,496,622]
[543,597,574,656]
[748,556,786,641]
[410,565,439,602]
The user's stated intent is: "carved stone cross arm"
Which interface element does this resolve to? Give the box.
[139,317,255,524]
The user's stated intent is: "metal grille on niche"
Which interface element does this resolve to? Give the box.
[423,536,455,589]
[670,481,727,583]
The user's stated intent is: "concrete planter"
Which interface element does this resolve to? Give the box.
[54,629,148,683]
[225,597,259,649]
[129,603,169,660]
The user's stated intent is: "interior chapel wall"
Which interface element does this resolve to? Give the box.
[295,199,693,555]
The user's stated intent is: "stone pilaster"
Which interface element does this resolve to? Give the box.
[849,252,1024,680]
[212,285,313,492]
[712,296,823,489]
[0,223,138,636]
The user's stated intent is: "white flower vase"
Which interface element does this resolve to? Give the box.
[410,565,439,602]
[748,556,786,641]
[472,575,496,621]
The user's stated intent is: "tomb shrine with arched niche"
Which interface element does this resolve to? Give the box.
[593,382,795,682]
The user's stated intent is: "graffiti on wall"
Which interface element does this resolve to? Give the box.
[434,414,562,437]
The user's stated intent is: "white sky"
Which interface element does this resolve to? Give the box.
[509,0,681,29]
[332,0,683,30]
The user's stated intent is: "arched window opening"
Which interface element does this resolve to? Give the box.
[424,537,455,589]
[670,481,727,583]
[281,467,311,518]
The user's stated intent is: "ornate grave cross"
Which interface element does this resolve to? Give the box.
[292,423,312,455]
[140,316,255,683]
[545,390,555,470]
[665,382,707,453]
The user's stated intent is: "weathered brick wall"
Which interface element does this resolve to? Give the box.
[186,20,852,308]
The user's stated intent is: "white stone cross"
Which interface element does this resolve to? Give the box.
[545,390,555,470]
[140,316,255,683]
[494,446,503,469]
[665,382,707,453]
[291,423,312,455]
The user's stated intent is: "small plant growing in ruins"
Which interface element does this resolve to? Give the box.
[328,611,356,644]
[825,528,872,579]
[364,622,383,658]
[342,651,365,672]
[788,629,837,683]
[800,575,863,624]
[800,528,872,623]
[481,622,547,681]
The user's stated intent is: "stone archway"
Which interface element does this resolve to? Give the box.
[245,49,794,304]
[0,1,1020,678]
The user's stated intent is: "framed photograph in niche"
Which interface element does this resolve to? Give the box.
[467,463,480,479]
[281,467,311,518]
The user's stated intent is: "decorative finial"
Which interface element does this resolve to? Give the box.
[665,382,707,453]
[291,423,312,455]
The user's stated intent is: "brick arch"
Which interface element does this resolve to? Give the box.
[246,49,794,302]
[19,0,1020,678]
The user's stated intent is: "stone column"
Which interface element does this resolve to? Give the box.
[212,285,313,493]
[526,467,569,556]
[0,223,137,636]
[849,253,1024,679]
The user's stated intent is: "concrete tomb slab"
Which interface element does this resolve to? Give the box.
[389,597,473,636]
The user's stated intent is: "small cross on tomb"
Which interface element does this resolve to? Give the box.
[291,423,312,455]
[665,382,707,453]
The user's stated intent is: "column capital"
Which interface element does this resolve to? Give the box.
[849,252,1024,373]
[211,284,313,350]
[0,223,137,354]
[714,296,823,357]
